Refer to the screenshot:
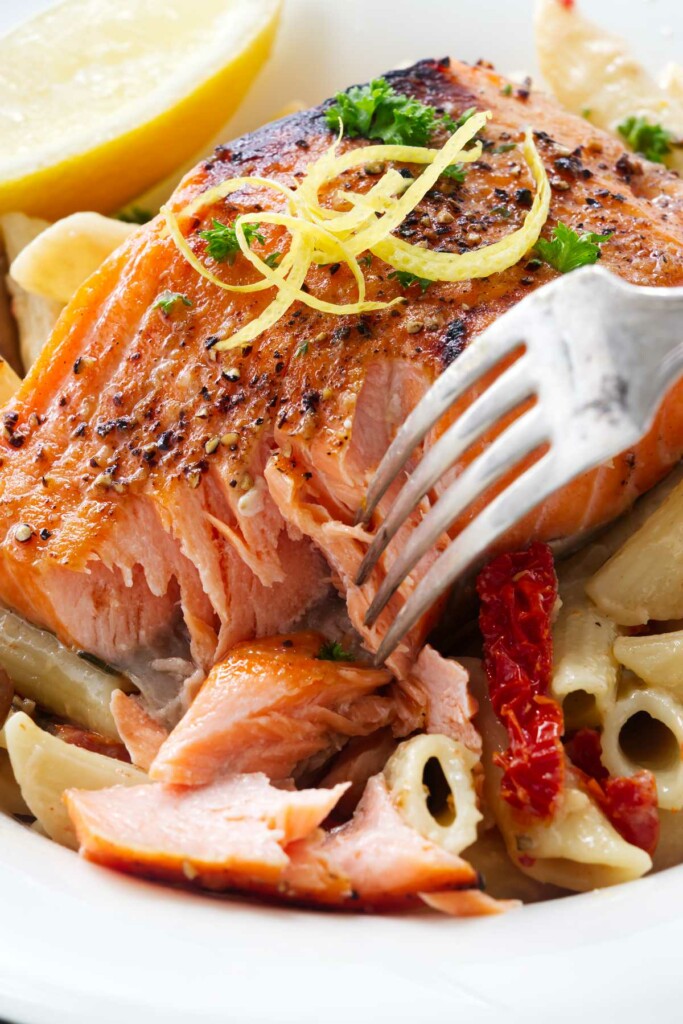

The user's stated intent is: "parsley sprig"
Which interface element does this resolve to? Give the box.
[617,115,674,164]
[317,641,354,662]
[199,219,265,264]
[325,77,463,146]
[534,222,612,274]
[442,163,467,183]
[388,269,433,293]
[153,290,193,314]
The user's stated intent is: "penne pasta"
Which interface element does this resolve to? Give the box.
[601,685,683,810]
[463,825,566,904]
[466,657,652,890]
[0,211,63,371]
[587,475,683,626]
[4,712,146,849]
[535,0,683,172]
[0,606,132,739]
[552,562,621,730]
[10,212,135,305]
[614,632,683,696]
[383,732,482,855]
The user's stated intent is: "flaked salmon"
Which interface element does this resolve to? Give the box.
[65,768,487,911]
[2,59,683,704]
[150,631,394,786]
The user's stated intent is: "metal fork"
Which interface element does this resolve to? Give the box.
[356,265,683,665]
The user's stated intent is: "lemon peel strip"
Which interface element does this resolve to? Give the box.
[370,129,551,281]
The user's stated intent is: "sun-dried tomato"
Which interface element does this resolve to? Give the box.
[477,542,564,819]
[566,728,659,855]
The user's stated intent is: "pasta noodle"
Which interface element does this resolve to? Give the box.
[383,732,482,855]
[535,0,683,172]
[465,657,652,890]
[0,606,132,739]
[587,474,683,626]
[614,632,683,695]
[552,552,621,730]
[9,212,135,305]
[0,211,63,370]
[4,712,146,849]
[601,685,683,811]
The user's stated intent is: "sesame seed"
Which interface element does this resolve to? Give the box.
[221,432,239,447]
[465,232,482,245]
[182,860,198,881]
[224,367,241,382]
[420,215,431,227]
[205,436,220,455]
[112,481,127,494]
[321,387,333,400]
[364,161,385,176]
[314,331,329,344]
[14,524,33,543]
[195,408,209,419]
[406,321,424,334]
[188,470,201,489]
[550,177,571,191]
[414,239,429,249]
[436,208,455,225]
[240,473,253,491]
[93,472,113,489]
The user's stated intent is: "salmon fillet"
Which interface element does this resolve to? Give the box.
[150,631,394,786]
[3,58,683,703]
[65,769,485,910]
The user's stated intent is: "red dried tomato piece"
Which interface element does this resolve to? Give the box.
[477,542,564,819]
[566,728,659,855]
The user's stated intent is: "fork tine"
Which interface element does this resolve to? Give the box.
[372,453,558,665]
[355,355,535,586]
[357,313,526,526]
[363,405,547,627]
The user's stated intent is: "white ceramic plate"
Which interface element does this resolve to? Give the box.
[0,1,682,1022]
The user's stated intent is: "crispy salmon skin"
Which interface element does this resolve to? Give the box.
[2,58,683,696]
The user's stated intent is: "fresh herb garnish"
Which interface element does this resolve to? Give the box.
[153,290,193,314]
[493,142,517,154]
[199,219,265,263]
[295,340,309,357]
[442,162,467,183]
[359,253,373,267]
[325,77,462,146]
[317,641,354,662]
[116,205,154,224]
[491,205,512,219]
[534,222,612,274]
[388,269,433,293]
[581,107,592,120]
[444,106,477,132]
[501,83,513,96]
[264,251,282,269]
[617,115,673,164]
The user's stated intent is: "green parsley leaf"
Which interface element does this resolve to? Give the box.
[264,251,282,269]
[116,205,154,224]
[295,340,309,357]
[534,222,613,274]
[501,83,513,96]
[493,142,517,154]
[153,290,193,314]
[581,107,592,120]
[359,253,373,267]
[199,219,266,264]
[443,106,477,133]
[442,162,467,183]
[325,77,457,146]
[388,269,433,293]
[617,115,673,163]
[317,641,355,662]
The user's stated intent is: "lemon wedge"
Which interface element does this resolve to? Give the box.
[0,0,281,220]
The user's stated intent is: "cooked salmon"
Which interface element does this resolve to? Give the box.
[150,631,394,785]
[66,769,486,911]
[65,772,349,891]
[2,58,683,705]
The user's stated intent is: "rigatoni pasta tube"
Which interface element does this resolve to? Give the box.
[614,632,683,697]
[4,712,146,849]
[383,733,482,855]
[601,686,683,810]
[465,657,652,890]
[0,606,130,739]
